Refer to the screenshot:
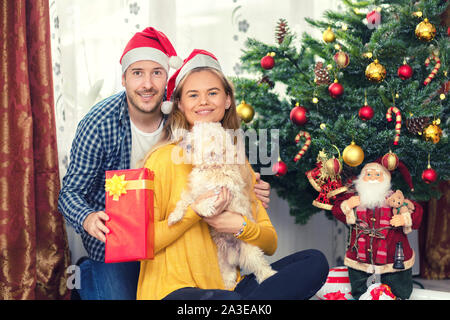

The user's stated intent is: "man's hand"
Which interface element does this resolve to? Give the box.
[346,196,360,209]
[254,173,270,209]
[83,211,110,242]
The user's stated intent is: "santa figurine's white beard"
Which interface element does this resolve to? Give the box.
[354,176,391,209]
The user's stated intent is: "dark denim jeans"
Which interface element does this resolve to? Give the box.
[163,249,329,300]
[78,259,140,300]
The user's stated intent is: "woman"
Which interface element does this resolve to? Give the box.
[136,49,328,300]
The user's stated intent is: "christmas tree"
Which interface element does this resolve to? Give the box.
[233,0,449,224]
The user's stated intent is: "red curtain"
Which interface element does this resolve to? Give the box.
[0,0,70,299]
[419,181,450,279]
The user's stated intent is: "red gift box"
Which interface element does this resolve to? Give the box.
[104,168,154,263]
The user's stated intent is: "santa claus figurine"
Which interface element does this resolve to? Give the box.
[331,162,423,299]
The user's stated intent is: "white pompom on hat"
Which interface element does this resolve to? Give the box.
[160,49,222,115]
[120,27,182,74]
[161,101,174,115]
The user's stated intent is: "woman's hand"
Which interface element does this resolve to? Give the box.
[191,187,233,217]
[254,172,270,208]
[203,210,245,234]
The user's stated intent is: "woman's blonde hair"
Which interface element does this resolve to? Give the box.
[140,67,241,166]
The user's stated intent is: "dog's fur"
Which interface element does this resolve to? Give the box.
[168,122,276,289]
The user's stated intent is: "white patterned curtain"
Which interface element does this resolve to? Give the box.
[52,0,416,272]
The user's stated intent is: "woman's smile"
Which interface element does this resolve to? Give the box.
[195,107,214,115]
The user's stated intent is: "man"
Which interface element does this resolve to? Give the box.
[331,162,422,299]
[58,27,272,300]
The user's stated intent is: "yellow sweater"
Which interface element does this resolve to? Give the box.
[136,144,277,300]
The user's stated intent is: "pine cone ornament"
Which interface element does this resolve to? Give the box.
[406,117,430,135]
[257,75,275,88]
[275,18,289,44]
[314,62,331,85]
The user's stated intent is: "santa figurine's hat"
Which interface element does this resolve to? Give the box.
[120,27,182,74]
[160,49,222,115]
[374,155,415,192]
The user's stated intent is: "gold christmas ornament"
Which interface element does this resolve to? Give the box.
[323,27,336,43]
[365,59,386,83]
[415,18,436,42]
[236,100,255,123]
[423,121,442,144]
[342,141,364,167]
[363,52,373,59]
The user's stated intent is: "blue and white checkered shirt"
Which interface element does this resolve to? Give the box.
[58,91,132,261]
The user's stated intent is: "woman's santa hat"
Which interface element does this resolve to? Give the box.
[120,27,182,74]
[161,49,222,115]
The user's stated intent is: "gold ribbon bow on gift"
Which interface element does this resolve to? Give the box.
[105,173,154,201]
[105,174,128,201]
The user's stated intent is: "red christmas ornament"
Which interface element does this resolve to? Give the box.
[328,81,344,98]
[290,105,308,126]
[366,10,381,29]
[358,105,374,121]
[397,64,413,80]
[260,53,275,70]
[333,51,350,68]
[381,151,399,171]
[422,166,437,184]
[272,160,288,176]
[447,26,450,37]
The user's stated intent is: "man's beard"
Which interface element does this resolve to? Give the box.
[354,176,391,209]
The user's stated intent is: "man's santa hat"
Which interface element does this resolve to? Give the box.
[160,49,222,115]
[120,27,182,74]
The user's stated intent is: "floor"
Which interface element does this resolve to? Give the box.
[413,277,450,293]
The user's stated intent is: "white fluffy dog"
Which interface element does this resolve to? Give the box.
[168,122,276,289]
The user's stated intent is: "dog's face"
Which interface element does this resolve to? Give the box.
[190,122,241,167]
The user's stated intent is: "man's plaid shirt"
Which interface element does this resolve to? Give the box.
[58,91,132,261]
